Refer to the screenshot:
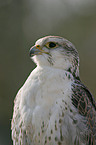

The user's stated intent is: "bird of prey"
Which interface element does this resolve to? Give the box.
[11,36,96,145]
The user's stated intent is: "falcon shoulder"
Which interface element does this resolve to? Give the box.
[71,79,96,145]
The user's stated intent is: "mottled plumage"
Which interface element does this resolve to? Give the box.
[11,36,96,145]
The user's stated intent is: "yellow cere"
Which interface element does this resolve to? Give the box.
[36,44,49,54]
[36,45,41,49]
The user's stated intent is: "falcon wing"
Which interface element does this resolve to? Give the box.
[71,80,96,145]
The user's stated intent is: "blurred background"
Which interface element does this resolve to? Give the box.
[0,0,96,144]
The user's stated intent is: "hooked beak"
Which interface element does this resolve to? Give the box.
[29,45,49,57]
[29,46,41,57]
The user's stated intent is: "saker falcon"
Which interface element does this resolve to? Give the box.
[11,36,96,145]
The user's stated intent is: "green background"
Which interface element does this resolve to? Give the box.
[0,0,96,144]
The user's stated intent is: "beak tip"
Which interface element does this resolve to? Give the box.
[29,46,41,57]
[29,47,35,57]
[29,49,32,57]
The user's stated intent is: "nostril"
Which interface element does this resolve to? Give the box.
[36,45,40,48]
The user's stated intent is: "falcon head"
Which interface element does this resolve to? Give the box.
[30,36,79,79]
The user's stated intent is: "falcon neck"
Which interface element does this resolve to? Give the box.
[36,65,74,81]
[37,65,68,72]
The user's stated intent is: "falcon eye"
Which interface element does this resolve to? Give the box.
[49,42,56,48]
[46,42,57,49]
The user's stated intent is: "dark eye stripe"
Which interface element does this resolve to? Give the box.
[49,42,56,48]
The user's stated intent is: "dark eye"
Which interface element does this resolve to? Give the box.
[49,42,56,48]
[46,42,57,49]
[45,42,57,48]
